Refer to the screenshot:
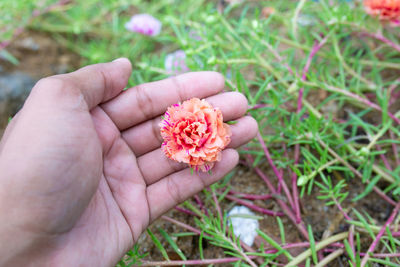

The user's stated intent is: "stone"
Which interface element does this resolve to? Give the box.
[228,206,260,246]
[0,71,36,133]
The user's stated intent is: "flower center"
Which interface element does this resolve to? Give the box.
[177,121,207,148]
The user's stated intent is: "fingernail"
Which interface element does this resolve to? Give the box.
[112,57,129,63]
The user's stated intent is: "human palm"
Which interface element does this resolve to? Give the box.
[0,59,258,266]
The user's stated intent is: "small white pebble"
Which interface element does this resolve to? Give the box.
[228,206,259,246]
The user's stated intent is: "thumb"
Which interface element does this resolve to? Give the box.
[57,58,132,109]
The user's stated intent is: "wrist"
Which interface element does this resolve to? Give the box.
[0,169,39,265]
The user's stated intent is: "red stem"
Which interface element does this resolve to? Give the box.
[324,248,400,258]
[140,256,259,266]
[362,31,400,53]
[211,188,223,226]
[389,130,400,166]
[225,195,284,216]
[246,155,309,240]
[256,132,295,212]
[376,144,392,171]
[174,206,199,217]
[194,194,208,215]
[390,90,400,106]
[250,103,271,110]
[282,142,296,207]
[161,215,203,235]
[327,85,400,125]
[264,241,344,254]
[228,190,273,200]
[348,225,355,266]
[360,201,400,267]
[293,35,329,223]
[334,197,352,221]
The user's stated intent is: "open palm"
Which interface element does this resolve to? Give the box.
[0,59,258,266]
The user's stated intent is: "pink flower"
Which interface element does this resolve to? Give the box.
[125,14,162,36]
[160,98,232,172]
[164,50,189,74]
[364,0,400,24]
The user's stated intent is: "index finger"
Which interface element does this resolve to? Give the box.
[101,71,225,130]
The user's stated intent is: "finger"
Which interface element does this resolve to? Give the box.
[227,116,258,148]
[56,58,132,109]
[0,112,21,153]
[146,149,239,222]
[137,116,258,185]
[122,92,248,156]
[101,71,225,130]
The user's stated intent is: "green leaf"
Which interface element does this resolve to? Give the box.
[146,228,170,261]
[199,231,204,260]
[352,175,381,202]
[257,229,293,261]
[307,225,318,265]
[158,227,187,261]
[276,217,286,244]
[0,49,19,65]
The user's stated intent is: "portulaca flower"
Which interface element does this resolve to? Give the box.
[125,14,162,36]
[164,50,189,74]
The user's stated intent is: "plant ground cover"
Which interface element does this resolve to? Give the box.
[1,0,400,266]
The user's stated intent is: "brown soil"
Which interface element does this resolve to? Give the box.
[0,31,81,137]
[1,31,81,78]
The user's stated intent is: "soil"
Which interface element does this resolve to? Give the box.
[1,31,397,267]
[0,31,81,137]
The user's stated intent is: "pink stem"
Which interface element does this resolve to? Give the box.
[256,132,283,182]
[377,144,392,171]
[363,32,400,53]
[161,215,203,235]
[246,155,309,240]
[293,36,329,223]
[165,211,261,265]
[264,241,344,254]
[390,130,400,166]
[390,90,400,106]
[256,132,295,211]
[140,256,259,266]
[392,231,400,237]
[250,103,271,110]
[174,206,199,217]
[225,195,284,216]
[318,138,397,206]
[327,85,400,125]
[363,253,400,258]
[228,190,273,200]
[324,248,400,258]
[360,201,400,267]
[334,197,352,221]
[298,36,329,111]
[282,142,296,207]
[211,188,223,226]
[271,49,294,75]
[388,79,400,106]
[348,225,355,265]
[194,194,208,215]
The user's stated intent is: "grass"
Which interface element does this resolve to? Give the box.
[2,0,400,266]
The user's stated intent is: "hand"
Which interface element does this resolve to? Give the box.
[0,59,258,266]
